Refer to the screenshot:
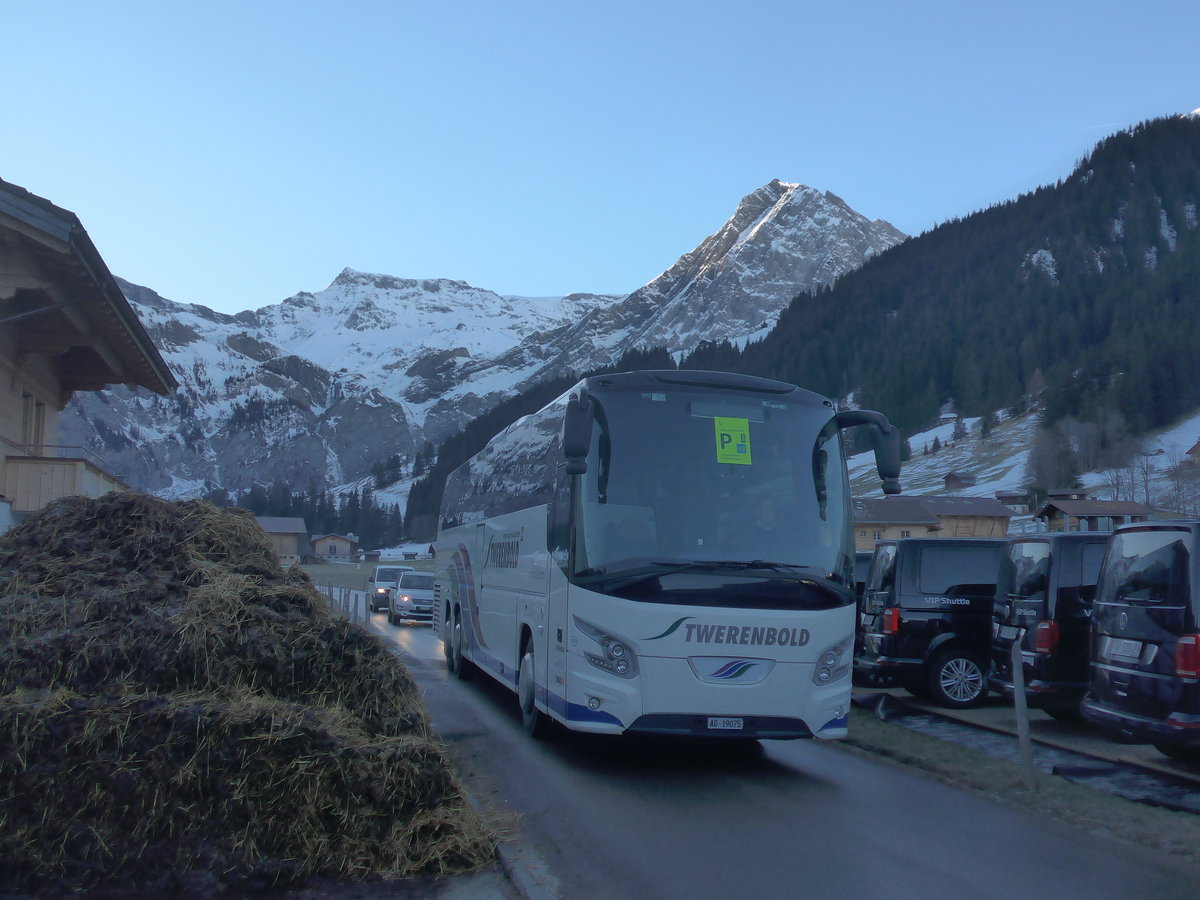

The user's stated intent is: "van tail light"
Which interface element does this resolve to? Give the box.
[883,607,901,635]
[1034,620,1059,655]
[1177,635,1200,680]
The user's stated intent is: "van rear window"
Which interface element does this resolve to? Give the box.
[1007,541,1050,600]
[1098,529,1192,607]
[867,544,897,591]
[918,545,1000,596]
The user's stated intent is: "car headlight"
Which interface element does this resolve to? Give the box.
[813,634,853,685]
[574,616,639,679]
[375,588,388,595]
[399,594,412,604]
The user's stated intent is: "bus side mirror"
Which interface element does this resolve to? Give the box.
[563,388,593,475]
[835,409,902,495]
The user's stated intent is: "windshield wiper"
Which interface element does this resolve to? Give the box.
[705,559,816,573]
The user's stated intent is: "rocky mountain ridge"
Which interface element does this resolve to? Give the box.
[61,180,906,497]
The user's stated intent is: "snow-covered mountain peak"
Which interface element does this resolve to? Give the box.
[64,180,907,500]
[605,179,908,355]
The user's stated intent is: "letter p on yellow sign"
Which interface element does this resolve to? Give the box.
[714,417,752,465]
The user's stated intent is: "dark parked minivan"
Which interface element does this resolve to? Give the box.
[854,550,873,605]
[990,532,1110,719]
[852,549,875,673]
[856,538,1006,708]
[1081,521,1200,762]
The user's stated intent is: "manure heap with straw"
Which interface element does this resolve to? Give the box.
[0,493,495,894]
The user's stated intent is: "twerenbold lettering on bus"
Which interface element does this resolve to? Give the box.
[683,623,810,647]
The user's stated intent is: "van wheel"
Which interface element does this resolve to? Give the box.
[518,644,551,738]
[928,649,986,708]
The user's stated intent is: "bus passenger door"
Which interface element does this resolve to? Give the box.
[517,506,552,697]
[546,467,573,716]
[480,517,522,677]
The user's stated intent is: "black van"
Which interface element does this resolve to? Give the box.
[856,538,1006,708]
[852,549,875,674]
[1081,521,1200,762]
[854,549,873,605]
[989,532,1110,719]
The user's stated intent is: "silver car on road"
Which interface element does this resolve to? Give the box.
[387,571,436,624]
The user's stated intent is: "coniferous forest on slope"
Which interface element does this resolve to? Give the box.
[685,115,1200,439]
[397,116,1200,539]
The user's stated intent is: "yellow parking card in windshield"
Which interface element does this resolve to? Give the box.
[714,417,752,465]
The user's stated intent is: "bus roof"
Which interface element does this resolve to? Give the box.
[579,370,832,409]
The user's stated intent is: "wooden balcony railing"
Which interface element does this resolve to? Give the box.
[2,439,128,514]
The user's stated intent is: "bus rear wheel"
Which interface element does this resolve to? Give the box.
[519,644,550,738]
[448,612,472,681]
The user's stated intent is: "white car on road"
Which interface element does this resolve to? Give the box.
[367,565,414,612]
[387,571,436,624]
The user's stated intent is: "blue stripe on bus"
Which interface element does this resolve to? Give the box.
[467,648,517,687]
[546,688,624,726]
[463,654,623,727]
[818,714,848,732]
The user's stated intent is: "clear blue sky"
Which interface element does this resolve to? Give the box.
[6,1,1198,314]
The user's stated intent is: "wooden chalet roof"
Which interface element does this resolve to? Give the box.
[255,516,309,535]
[0,177,176,398]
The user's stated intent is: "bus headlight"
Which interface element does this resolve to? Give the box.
[813,635,853,685]
[574,616,639,679]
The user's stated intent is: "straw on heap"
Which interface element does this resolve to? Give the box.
[0,493,495,894]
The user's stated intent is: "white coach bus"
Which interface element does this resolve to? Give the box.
[435,369,901,740]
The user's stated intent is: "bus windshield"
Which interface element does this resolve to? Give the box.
[574,386,853,591]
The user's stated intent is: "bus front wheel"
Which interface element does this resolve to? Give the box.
[519,644,550,738]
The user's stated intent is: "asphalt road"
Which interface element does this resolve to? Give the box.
[363,607,1200,900]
